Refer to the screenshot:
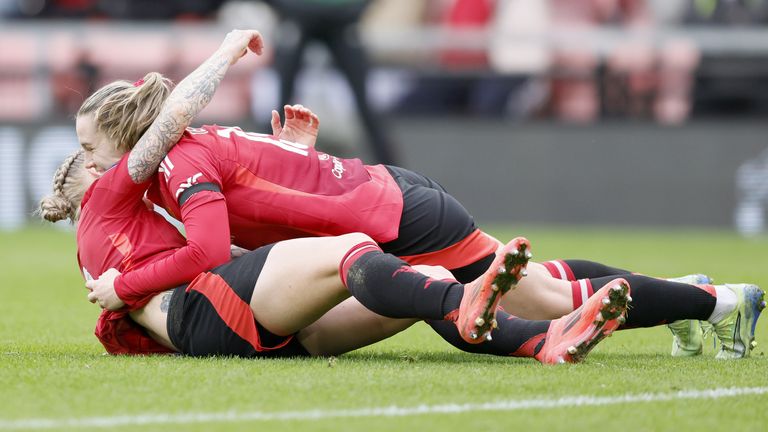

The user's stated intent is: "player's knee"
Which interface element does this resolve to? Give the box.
[413,264,453,280]
[338,232,375,248]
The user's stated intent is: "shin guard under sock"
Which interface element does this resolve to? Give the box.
[341,242,463,320]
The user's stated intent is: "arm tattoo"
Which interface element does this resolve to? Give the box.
[128,54,231,183]
[160,290,173,313]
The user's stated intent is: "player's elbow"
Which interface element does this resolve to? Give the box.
[186,240,230,272]
[164,103,192,125]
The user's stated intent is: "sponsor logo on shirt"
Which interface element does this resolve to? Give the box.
[331,156,345,179]
[175,173,203,199]
[186,127,209,135]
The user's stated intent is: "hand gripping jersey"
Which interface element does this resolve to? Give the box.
[77,155,200,355]
[147,125,404,250]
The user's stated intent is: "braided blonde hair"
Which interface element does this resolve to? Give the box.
[38,150,87,223]
[77,72,173,153]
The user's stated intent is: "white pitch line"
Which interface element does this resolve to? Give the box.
[1,386,767,430]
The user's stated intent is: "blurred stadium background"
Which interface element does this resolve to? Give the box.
[1,0,768,234]
[2,2,768,430]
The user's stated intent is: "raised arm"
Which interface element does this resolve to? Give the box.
[271,104,320,147]
[127,29,264,183]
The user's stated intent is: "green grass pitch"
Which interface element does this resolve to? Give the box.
[1,225,767,431]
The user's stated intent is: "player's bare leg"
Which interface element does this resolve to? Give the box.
[499,262,575,320]
[251,234,486,344]
[250,233,372,336]
[298,298,418,356]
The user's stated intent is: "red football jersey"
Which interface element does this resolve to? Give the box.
[77,155,186,355]
[147,125,404,250]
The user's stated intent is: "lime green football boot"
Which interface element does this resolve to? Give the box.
[713,284,766,359]
[666,274,713,357]
[669,319,705,357]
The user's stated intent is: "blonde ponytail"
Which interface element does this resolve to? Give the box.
[78,72,174,153]
[38,150,86,223]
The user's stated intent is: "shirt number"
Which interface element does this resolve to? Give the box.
[216,126,309,157]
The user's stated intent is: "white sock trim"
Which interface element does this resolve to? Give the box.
[552,260,568,280]
[708,285,738,324]
[578,279,589,306]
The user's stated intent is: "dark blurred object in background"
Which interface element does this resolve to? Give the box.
[5,0,226,19]
[683,0,768,25]
[683,0,768,118]
[50,51,98,117]
[266,0,398,165]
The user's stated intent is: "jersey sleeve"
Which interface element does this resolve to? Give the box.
[90,155,152,218]
[161,141,223,207]
[113,191,232,309]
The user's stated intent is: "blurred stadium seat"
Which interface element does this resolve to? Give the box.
[0,31,39,73]
[82,30,174,85]
[0,77,45,121]
[0,31,46,121]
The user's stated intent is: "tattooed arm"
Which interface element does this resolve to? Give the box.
[127,29,264,183]
[124,289,179,351]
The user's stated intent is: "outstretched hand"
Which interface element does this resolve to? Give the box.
[218,29,264,66]
[271,104,320,147]
[86,268,125,311]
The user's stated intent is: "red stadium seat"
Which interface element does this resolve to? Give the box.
[0,32,46,121]
[0,32,40,74]
[0,77,45,121]
[83,30,174,82]
[47,32,80,73]
[194,79,251,123]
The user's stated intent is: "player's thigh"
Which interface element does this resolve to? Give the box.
[251,233,372,336]
[297,297,418,356]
